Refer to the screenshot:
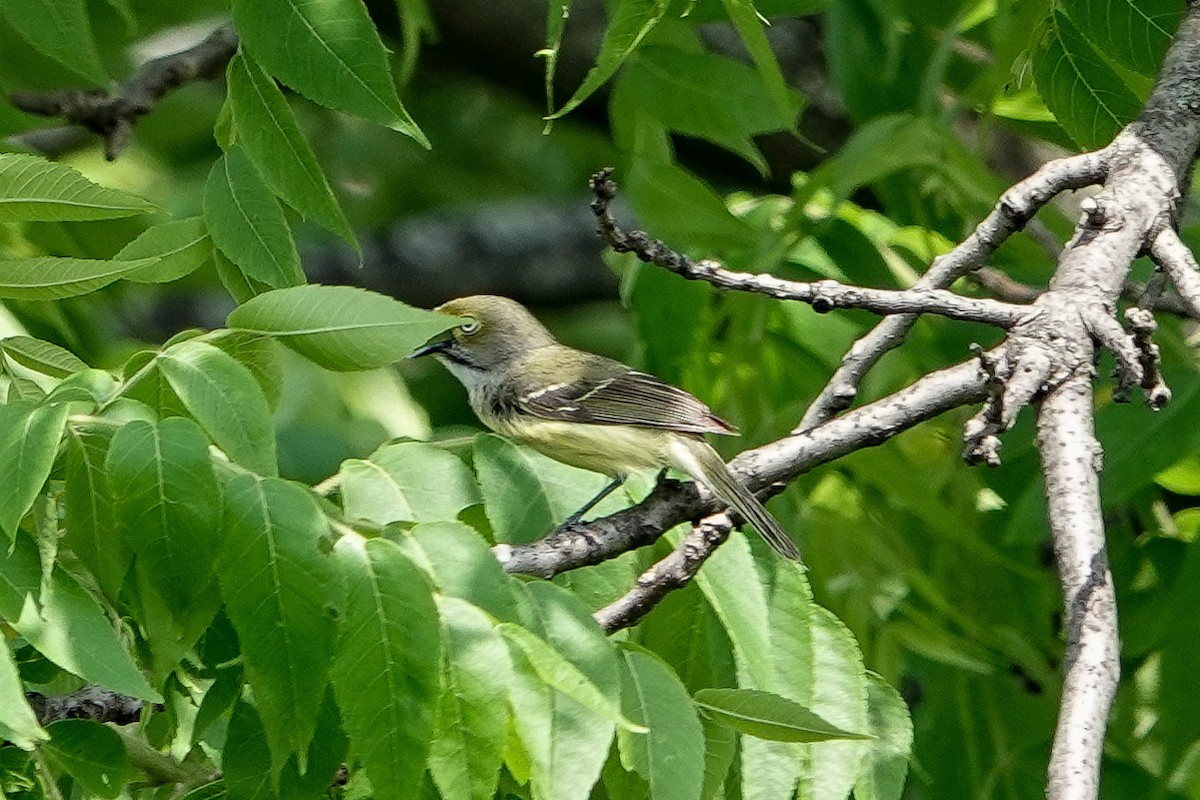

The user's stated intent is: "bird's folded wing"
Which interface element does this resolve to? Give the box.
[517,369,737,435]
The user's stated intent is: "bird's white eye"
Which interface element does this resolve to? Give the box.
[460,318,480,335]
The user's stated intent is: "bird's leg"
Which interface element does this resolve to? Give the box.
[563,474,626,526]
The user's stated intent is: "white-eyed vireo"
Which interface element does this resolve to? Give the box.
[411,295,802,561]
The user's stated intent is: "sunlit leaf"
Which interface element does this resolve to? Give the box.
[227,284,462,371]
[694,688,871,743]
[230,0,427,144]
[0,153,153,221]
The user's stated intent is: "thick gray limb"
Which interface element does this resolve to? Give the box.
[7,24,238,160]
[1039,377,1118,800]
[796,149,1111,431]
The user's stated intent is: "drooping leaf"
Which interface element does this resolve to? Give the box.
[43,720,132,799]
[0,153,154,221]
[0,0,108,84]
[1060,0,1182,76]
[500,623,646,734]
[473,434,628,544]
[226,53,357,247]
[106,418,222,612]
[1033,10,1143,148]
[63,425,127,602]
[230,0,427,144]
[332,535,442,800]
[615,44,803,172]
[0,641,47,750]
[223,701,275,800]
[220,475,339,773]
[0,400,69,538]
[1,336,87,377]
[0,531,160,701]
[505,582,621,800]
[203,145,304,290]
[407,522,520,623]
[693,688,871,743]
[428,597,511,800]
[118,217,215,284]
[158,340,278,475]
[717,0,800,129]
[340,441,480,525]
[548,0,671,120]
[617,647,704,800]
[226,284,462,371]
[0,256,157,300]
[852,673,913,800]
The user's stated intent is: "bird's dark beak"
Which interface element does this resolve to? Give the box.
[408,337,453,359]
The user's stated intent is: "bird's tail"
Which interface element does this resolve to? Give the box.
[668,437,804,563]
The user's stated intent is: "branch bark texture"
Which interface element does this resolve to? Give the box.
[8,25,238,160]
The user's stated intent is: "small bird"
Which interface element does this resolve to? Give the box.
[410,295,802,561]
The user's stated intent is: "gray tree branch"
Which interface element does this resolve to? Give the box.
[7,24,238,160]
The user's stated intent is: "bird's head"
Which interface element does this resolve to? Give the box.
[410,295,556,375]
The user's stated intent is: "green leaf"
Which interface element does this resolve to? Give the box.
[0,256,157,300]
[230,0,427,145]
[203,146,304,290]
[43,720,132,799]
[1060,0,1182,75]
[429,597,511,800]
[548,0,670,120]
[852,673,913,800]
[205,330,285,411]
[394,0,435,84]
[220,475,339,773]
[1,336,87,377]
[693,688,871,743]
[107,418,222,611]
[505,582,620,800]
[0,531,160,701]
[340,441,480,525]
[700,717,736,800]
[617,647,704,800]
[0,0,108,86]
[500,623,644,734]
[625,160,757,253]
[226,284,462,371]
[687,530,775,689]
[1033,10,1143,148]
[473,434,628,544]
[718,0,799,129]
[0,400,68,537]
[227,53,357,248]
[332,535,442,800]
[615,45,803,172]
[407,522,520,623]
[117,217,215,284]
[0,153,154,222]
[0,641,47,750]
[63,425,127,602]
[223,701,275,800]
[158,340,278,475]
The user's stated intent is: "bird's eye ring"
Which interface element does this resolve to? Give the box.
[460,318,480,335]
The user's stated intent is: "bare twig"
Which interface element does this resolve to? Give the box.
[593,516,733,633]
[8,25,238,160]
[1149,226,1200,319]
[588,170,1028,328]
